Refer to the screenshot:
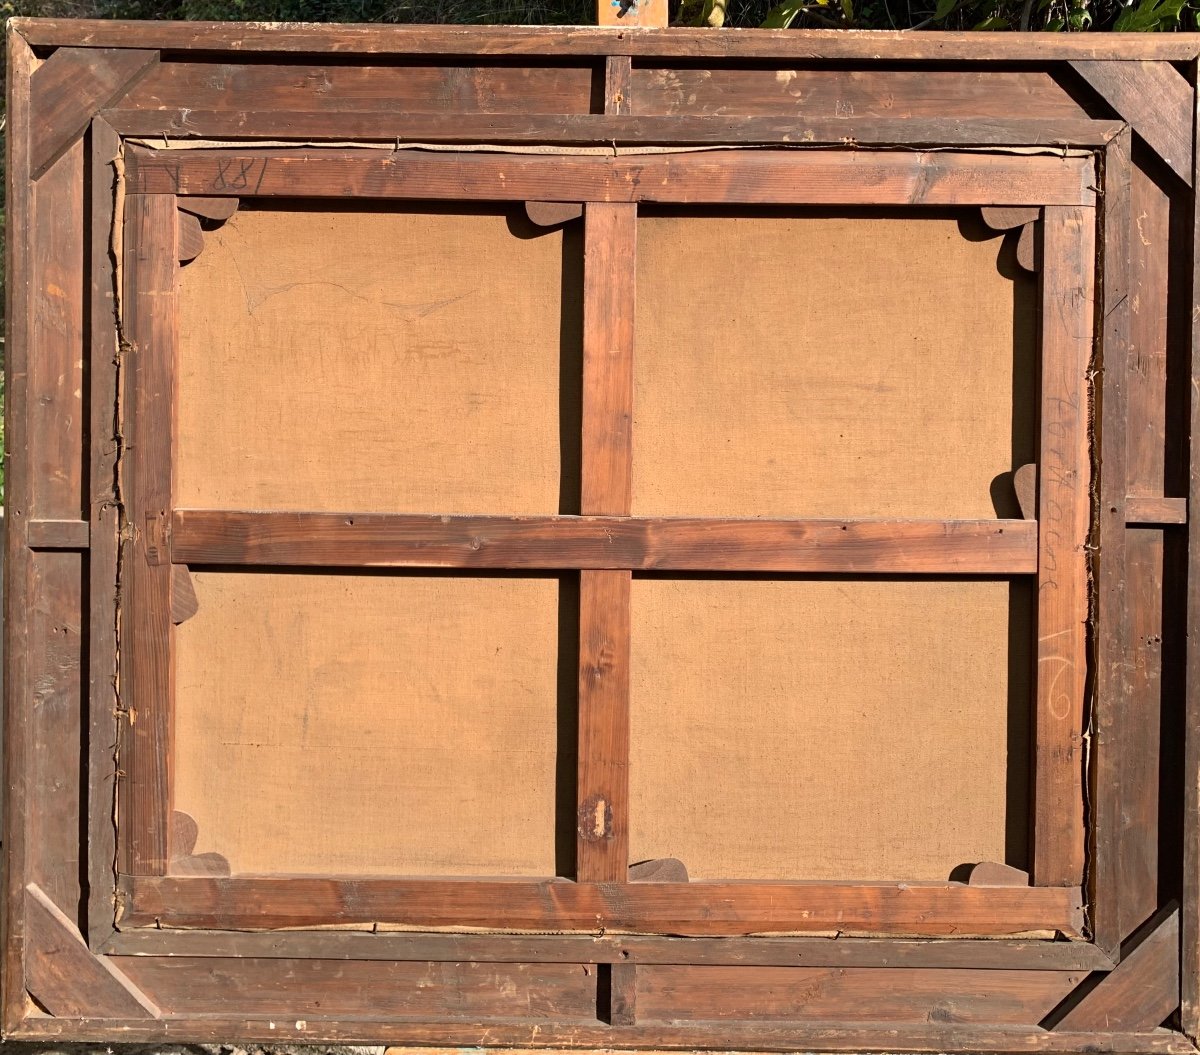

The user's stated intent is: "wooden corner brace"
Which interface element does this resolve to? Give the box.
[24,883,159,1019]
[1047,905,1181,1031]
[1069,61,1193,187]
[29,46,158,181]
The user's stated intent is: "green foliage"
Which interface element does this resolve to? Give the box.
[1113,0,1187,29]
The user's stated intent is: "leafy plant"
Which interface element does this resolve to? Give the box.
[1114,0,1186,30]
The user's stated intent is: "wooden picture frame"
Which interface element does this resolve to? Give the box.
[4,19,1200,1053]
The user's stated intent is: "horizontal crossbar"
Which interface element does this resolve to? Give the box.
[170,510,1038,574]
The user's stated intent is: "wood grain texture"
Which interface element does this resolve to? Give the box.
[1032,205,1095,887]
[4,27,37,1034]
[1120,155,1175,952]
[1070,61,1193,186]
[1125,496,1187,525]
[101,109,1124,147]
[1091,126,1133,960]
[22,125,88,963]
[6,1014,1191,1053]
[116,875,1087,936]
[114,59,595,116]
[605,56,632,116]
[27,553,84,921]
[577,200,636,884]
[27,518,90,548]
[633,68,1092,120]
[607,962,638,1025]
[634,964,1085,1024]
[100,928,1114,970]
[30,143,85,521]
[1184,57,1200,1046]
[120,193,178,875]
[114,955,598,1020]
[124,147,1097,206]
[1054,906,1180,1031]
[27,516,88,549]
[170,513,1039,574]
[87,116,123,949]
[29,46,156,180]
[582,203,636,515]
[577,570,631,883]
[15,20,1200,59]
[24,883,158,1019]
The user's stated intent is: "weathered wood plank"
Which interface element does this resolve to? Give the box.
[633,67,1093,120]
[577,570,631,883]
[120,194,178,875]
[9,1016,1193,1053]
[29,46,157,180]
[30,143,85,521]
[582,203,636,516]
[1091,126,1133,960]
[635,964,1085,1024]
[1054,906,1180,1031]
[15,20,1200,60]
[27,518,90,549]
[114,60,596,115]
[1070,61,1193,186]
[101,109,1125,147]
[124,147,1097,206]
[3,26,37,1035]
[169,511,1039,573]
[24,883,157,1019]
[114,955,597,1020]
[23,131,88,943]
[1183,56,1200,1046]
[1120,154,1176,952]
[99,927,1114,970]
[27,553,84,921]
[117,876,1087,937]
[1126,496,1187,525]
[604,56,632,116]
[576,200,637,884]
[608,962,638,1025]
[1032,205,1095,888]
[87,116,123,949]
